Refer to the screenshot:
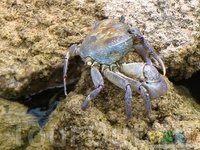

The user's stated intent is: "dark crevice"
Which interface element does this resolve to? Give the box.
[26,57,82,127]
[9,56,83,127]
[172,71,200,104]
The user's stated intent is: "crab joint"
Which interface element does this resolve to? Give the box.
[85,57,93,66]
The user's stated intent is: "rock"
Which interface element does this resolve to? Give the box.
[0,0,199,97]
[0,0,200,149]
[0,97,39,150]
[101,0,200,81]
[0,0,100,98]
[26,69,200,149]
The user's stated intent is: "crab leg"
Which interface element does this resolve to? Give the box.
[128,28,166,75]
[63,44,80,96]
[103,69,133,120]
[116,71,152,117]
[82,66,104,110]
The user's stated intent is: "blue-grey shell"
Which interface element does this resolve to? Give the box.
[80,19,133,65]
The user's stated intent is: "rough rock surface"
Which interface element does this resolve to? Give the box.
[0,0,200,150]
[0,0,199,98]
[26,70,200,150]
[0,97,39,150]
[101,0,200,81]
[0,0,102,98]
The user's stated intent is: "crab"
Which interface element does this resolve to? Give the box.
[63,16,167,120]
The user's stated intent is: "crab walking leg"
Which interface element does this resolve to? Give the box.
[103,69,133,120]
[138,86,151,116]
[63,44,80,96]
[82,66,104,110]
[116,72,152,116]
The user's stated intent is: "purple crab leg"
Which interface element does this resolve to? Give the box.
[128,28,166,75]
[138,86,151,116]
[116,71,152,117]
[81,66,104,110]
[103,69,133,120]
[63,44,80,96]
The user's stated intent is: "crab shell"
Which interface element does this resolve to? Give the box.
[80,19,133,65]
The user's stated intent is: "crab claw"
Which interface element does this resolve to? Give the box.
[128,29,166,75]
[150,51,166,76]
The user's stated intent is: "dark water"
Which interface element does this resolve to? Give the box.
[6,57,83,127]
[28,100,60,127]
[19,86,65,127]
[17,83,77,127]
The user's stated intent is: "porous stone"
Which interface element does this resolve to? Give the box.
[101,0,200,81]
[0,0,200,150]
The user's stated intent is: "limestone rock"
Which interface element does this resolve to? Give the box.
[0,97,39,150]
[0,0,100,98]
[101,0,200,81]
[0,0,200,149]
[26,69,200,149]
